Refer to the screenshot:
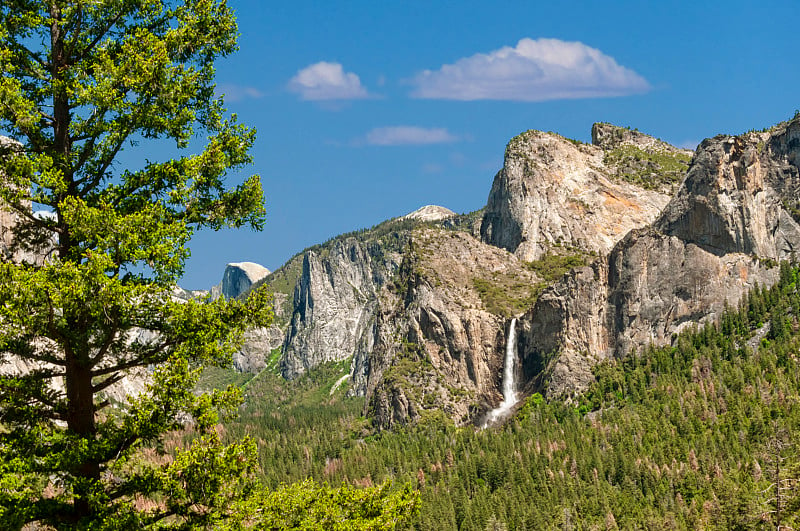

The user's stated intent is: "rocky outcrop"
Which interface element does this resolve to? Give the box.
[359,228,542,427]
[517,261,611,396]
[591,122,687,154]
[280,237,401,379]
[655,128,800,258]
[210,261,270,300]
[605,231,777,359]
[480,126,687,261]
[519,117,800,399]
[233,326,284,373]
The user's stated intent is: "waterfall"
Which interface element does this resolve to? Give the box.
[501,318,518,406]
[484,318,518,426]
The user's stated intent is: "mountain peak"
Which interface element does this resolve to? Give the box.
[211,261,270,300]
[402,205,455,222]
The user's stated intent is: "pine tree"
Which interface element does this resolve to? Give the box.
[0,1,272,527]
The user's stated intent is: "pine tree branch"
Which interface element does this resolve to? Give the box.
[76,122,134,195]
[92,372,124,393]
[73,11,126,65]
[89,323,119,366]
[3,349,67,367]
[91,339,175,378]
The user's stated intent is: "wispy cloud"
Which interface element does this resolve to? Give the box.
[410,38,650,102]
[288,61,369,101]
[421,162,444,174]
[362,126,459,146]
[217,83,264,102]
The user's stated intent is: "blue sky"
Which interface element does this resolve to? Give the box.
[179,0,799,289]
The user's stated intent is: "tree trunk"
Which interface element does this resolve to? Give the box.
[51,7,95,518]
[65,353,99,520]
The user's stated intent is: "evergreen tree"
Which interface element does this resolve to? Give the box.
[0,1,272,528]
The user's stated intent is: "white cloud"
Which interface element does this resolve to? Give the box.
[217,84,264,102]
[410,38,650,101]
[288,61,369,101]
[363,126,459,146]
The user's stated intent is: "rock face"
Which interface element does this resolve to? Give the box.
[268,125,695,427]
[516,262,611,396]
[280,237,401,379]
[203,261,283,373]
[480,127,688,261]
[519,117,800,399]
[656,128,800,258]
[251,210,486,387]
[198,261,284,373]
[232,326,284,373]
[0,136,51,265]
[211,261,270,300]
[591,122,684,153]
[356,228,542,427]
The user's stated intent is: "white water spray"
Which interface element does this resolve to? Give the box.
[484,318,518,426]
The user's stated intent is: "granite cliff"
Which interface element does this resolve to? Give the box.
[250,208,482,383]
[207,261,280,373]
[480,125,689,261]
[518,116,800,399]
[358,125,696,427]
[280,236,399,379]
[210,261,270,300]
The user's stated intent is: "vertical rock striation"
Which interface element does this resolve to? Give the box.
[271,208,479,383]
[280,237,400,379]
